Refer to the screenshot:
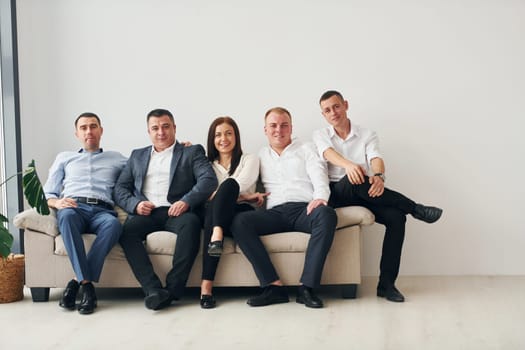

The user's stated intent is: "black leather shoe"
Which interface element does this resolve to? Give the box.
[247,285,289,307]
[144,288,172,310]
[200,294,216,309]
[207,240,223,257]
[296,286,323,308]
[78,282,98,314]
[59,279,80,310]
[412,204,443,223]
[377,285,405,302]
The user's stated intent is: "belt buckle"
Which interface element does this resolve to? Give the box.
[86,198,99,205]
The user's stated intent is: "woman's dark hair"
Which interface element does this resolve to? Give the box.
[207,116,243,175]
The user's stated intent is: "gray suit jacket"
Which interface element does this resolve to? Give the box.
[114,142,217,215]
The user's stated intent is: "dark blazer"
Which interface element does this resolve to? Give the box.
[114,142,217,215]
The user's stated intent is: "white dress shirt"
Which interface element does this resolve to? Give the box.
[143,144,174,207]
[259,139,330,209]
[312,120,382,182]
[212,153,259,194]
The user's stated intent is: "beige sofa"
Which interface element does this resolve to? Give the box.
[14,206,374,302]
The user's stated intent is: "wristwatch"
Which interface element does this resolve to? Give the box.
[374,173,386,182]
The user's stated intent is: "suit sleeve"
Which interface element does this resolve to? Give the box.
[113,152,144,214]
[180,145,218,208]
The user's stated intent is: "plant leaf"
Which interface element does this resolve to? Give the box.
[23,160,50,215]
[0,226,14,258]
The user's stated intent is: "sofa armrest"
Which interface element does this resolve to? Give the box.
[335,206,375,229]
[14,208,59,237]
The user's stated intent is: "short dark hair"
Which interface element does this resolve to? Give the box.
[207,116,243,176]
[147,108,175,124]
[264,107,292,122]
[75,112,101,128]
[319,90,344,104]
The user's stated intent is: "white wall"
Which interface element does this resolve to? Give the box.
[16,0,525,275]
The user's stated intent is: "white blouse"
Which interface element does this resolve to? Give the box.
[212,153,259,194]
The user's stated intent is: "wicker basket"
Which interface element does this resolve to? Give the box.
[0,254,25,303]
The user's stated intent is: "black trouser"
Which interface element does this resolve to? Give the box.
[329,176,416,287]
[231,202,337,288]
[119,207,201,298]
[201,178,253,281]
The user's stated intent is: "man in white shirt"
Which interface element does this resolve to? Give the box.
[114,109,217,310]
[313,90,443,302]
[231,107,337,308]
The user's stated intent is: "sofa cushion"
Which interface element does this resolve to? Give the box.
[54,231,237,258]
[335,206,375,228]
[235,232,310,254]
[145,231,236,256]
[13,208,59,237]
[55,234,127,260]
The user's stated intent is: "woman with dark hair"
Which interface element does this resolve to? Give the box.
[200,116,267,309]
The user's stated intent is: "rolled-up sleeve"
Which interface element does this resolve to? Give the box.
[365,130,382,166]
[312,128,333,160]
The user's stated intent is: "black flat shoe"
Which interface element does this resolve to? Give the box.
[78,282,98,314]
[59,279,80,310]
[207,240,223,257]
[200,294,216,309]
[377,285,405,303]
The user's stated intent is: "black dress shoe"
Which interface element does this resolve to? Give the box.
[144,288,172,310]
[377,285,405,302]
[59,279,80,310]
[200,294,216,309]
[78,282,98,314]
[247,285,289,307]
[412,204,443,223]
[207,240,223,257]
[296,286,323,308]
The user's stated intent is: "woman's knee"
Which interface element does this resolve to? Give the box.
[219,178,239,193]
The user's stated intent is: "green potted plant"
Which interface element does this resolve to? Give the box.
[0,160,49,303]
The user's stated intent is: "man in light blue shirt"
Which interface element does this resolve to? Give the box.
[43,112,127,314]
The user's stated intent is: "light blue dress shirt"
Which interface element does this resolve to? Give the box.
[44,148,127,206]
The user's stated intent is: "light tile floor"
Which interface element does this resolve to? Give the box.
[1,276,524,350]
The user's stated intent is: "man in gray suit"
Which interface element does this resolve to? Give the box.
[114,108,217,310]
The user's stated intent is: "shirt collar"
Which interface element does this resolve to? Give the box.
[151,142,175,155]
[329,119,358,141]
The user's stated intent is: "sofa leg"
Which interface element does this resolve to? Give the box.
[341,284,358,299]
[30,287,50,302]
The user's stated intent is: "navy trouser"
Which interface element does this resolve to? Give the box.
[119,207,201,297]
[56,203,122,282]
[329,176,416,287]
[232,202,337,288]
